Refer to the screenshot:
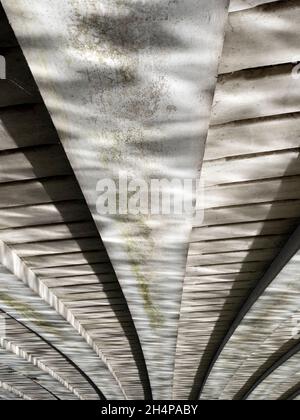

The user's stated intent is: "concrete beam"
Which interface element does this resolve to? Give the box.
[243,341,300,399]
[0,309,104,400]
[247,350,300,400]
[0,348,73,400]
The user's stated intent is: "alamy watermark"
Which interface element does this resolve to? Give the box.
[96,173,204,218]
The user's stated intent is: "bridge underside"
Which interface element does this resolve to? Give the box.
[0,0,300,400]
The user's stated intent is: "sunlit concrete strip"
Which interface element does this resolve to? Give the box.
[0,381,31,401]
[0,240,124,399]
[201,226,300,400]
[2,0,230,398]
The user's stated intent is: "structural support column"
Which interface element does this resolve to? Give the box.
[3,0,229,398]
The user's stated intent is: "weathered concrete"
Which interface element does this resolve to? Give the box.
[2,0,229,398]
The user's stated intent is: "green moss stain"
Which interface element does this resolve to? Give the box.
[0,292,57,334]
[69,1,172,328]
[122,217,164,329]
[132,265,163,328]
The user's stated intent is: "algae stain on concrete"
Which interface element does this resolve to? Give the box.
[122,218,164,329]
[0,292,57,334]
[132,264,163,329]
[70,0,170,120]
[69,1,171,328]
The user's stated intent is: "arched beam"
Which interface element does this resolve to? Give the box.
[0,350,72,400]
[242,341,300,400]
[247,351,300,400]
[30,378,60,400]
[0,309,105,400]
[286,388,300,400]
[0,382,31,400]
[197,225,300,398]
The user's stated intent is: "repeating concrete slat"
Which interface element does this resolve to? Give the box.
[187,249,278,266]
[0,312,105,400]
[42,274,117,289]
[0,349,77,400]
[0,201,90,230]
[24,251,109,269]
[10,237,102,258]
[205,113,300,161]
[0,177,83,209]
[201,201,300,227]
[201,247,300,400]
[0,384,27,400]
[203,150,300,187]
[211,64,300,125]
[0,260,124,399]
[191,219,297,242]
[204,176,300,208]
[0,222,98,245]
[222,1,300,73]
[33,263,114,279]
[1,237,151,400]
[0,145,72,183]
[189,235,288,255]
